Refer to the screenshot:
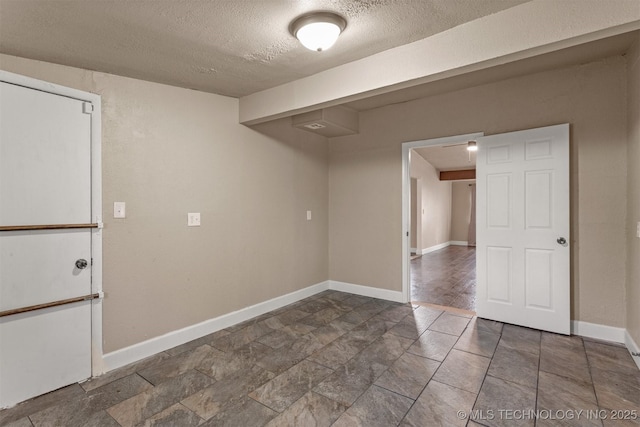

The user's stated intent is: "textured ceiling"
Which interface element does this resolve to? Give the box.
[0,0,529,98]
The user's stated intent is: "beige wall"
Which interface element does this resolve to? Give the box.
[410,153,452,251]
[627,36,640,346]
[1,54,329,353]
[450,182,473,243]
[329,56,628,327]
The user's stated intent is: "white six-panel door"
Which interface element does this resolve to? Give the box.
[0,81,93,407]
[476,124,570,334]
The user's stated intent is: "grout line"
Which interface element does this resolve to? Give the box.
[533,332,542,426]
[582,336,604,413]
[466,328,500,424]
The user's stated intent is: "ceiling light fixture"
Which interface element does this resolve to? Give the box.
[290,11,347,52]
[467,141,478,152]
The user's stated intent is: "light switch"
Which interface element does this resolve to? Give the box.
[307,210,312,221]
[637,222,640,238]
[188,213,201,227]
[114,202,126,218]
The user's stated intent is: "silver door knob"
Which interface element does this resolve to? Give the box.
[557,237,567,245]
[75,259,88,269]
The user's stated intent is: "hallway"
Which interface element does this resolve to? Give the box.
[411,245,476,311]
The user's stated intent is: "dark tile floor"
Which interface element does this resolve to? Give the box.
[1,290,639,426]
[411,246,476,311]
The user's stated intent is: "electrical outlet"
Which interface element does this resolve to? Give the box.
[188,213,201,227]
[114,202,126,218]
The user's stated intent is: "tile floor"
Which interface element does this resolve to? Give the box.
[411,246,476,311]
[1,290,639,427]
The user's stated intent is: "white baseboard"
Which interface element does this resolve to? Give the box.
[416,241,471,254]
[571,320,626,343]
[625,330,640,370]
[410,247,417,254]
[420,241,450,255]
[571,321,640,370]
[329,280,405,303]
[102,281,330,372]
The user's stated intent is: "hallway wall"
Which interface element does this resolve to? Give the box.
[626,36,640,347]
[450,182,473,243]
[410,153,452,252]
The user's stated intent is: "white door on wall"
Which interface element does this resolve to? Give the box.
[476,124,570,334]
[0,81,94,407]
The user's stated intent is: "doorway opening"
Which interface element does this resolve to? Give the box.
[410,182,477,310]
[403,124,570,334]
[401,132,483,310]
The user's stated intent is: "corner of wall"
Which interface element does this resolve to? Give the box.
[626,33,640,351]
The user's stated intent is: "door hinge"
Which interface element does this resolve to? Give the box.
[91,258,93,266]
[82,102,94,114]
[406,232,409,237]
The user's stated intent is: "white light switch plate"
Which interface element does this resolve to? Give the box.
[306,210,312,221]
[188,213,201,227]
[114,202,126,218]
[637,221,640,238]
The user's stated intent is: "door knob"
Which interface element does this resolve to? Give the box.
[75,259,88,269]
[557,237,567,245]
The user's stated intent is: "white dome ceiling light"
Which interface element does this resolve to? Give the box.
[290,12,347,52]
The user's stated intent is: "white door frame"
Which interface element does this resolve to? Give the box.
[0,70,105,376]
[401,132,484,303]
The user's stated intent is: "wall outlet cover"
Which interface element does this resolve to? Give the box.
[188,212,201,226]
[114,202,126,218]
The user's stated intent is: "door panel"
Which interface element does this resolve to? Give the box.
[0,81,92,407]
[0,303,91,406]
[525,249,553,309]
[0,230,91,310]
[0,83,91,225]
[476,124,570,334]
[486,247,511,303]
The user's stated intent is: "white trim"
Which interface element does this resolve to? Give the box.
[417,241,469,255]
[402,132,484,303]
[571,320,625,343]
[410,247,417,254]
[571,321,640,370]
[420,242,450,255]
[0,71,105,376]
[329,280,404,303]
[625,330,640,370]
[102,281,329,372]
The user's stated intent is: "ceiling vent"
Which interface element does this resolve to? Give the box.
[304,123,327,130]
[292,106,359,137]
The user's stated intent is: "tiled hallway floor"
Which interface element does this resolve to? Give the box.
[411,246,476,311]
[1,290,639,426]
